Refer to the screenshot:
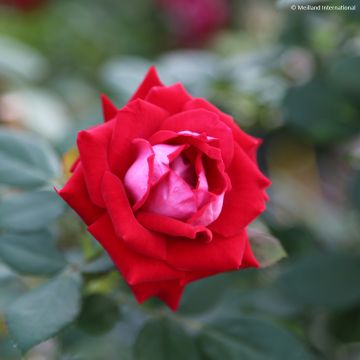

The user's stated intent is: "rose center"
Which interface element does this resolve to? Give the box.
[124,134,226,227]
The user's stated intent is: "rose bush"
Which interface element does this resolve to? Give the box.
[58,67,270,310]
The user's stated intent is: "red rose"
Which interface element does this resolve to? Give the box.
[158,0,230,46]
[58,67,270,310]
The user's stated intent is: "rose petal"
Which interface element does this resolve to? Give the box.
[170,154,196,186]
[129,66,163,102]
[149,130,223,162]
[166,230,248,272]
[124,140,188,210]
[131,280,184,311]
[77,120,115,207]
[160,108,234,167]
[145,83,192,114]
[240,234,260,269]
[101,94,118,122]
[88,213,183,284]
[57,164,104,226]
[152,143,188,183]
[101,171,167,260]
[137,211,212,242]
[188,192,224,227]
[184,98,261,162]
[209,143,271,237]
[109,99,169,178]
[124,139,155,206]
[142,171,197,221]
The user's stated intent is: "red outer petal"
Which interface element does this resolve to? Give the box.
[166,230,248,272]
[109,99,169,178]
[136,211,212,242]
[77,120,115,207]
[131,280,184,311]
[209,143,271,237]
[57,164,103,226]
[184,98,261,162]
[129,66,163,102]
[101,94,118,122]
[145,83,192,114]
[101,171,167,260]
[160,109,234,167]
[88,214,183,285]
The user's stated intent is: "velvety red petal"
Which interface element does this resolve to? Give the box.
[101,94,118,122]
[131,280,184,311]
[77,120,115,207]
[109,99,169,178]
[166,230,248,272]
[129,66,163,102]
[136,211,212,242]
[57,164,104,226]
[149,130,222,161]
[101,171,167,261]
[145,83,192,114]
[160,109,234,167]
[184,98,261,162]
[209,143,271,237]
[88,214,183,285]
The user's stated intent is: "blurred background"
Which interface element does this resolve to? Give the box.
[0,0,360,359]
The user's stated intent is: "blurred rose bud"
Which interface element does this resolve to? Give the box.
[157,0,230,46]
[280,47,315,84]
[0,0,45,11]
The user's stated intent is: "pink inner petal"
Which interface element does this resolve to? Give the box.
[189,193,225,226]
[170,155,196,187]
[123,139,154,205]
[152,144,185,184]
[123,130,227,229]
[142,171,197,220]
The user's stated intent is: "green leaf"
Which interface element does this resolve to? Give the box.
[198,317,313,360]
[179,274,232,315]
[5,271,82,353]
[0,129,60,189]
[0,263,26,312]
[331,55,360,94]
[77,294,120,336]
[283,77,358,143]
[0,230,66,275]
[81,253,115,275]
[0,189,65,232]
[134,318,201,360]
[276,252,360,309]
[248,227,287,268]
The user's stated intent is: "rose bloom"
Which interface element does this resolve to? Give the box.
[0,0,45,11]
[58,67,270,310]
[158,0,230,46]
